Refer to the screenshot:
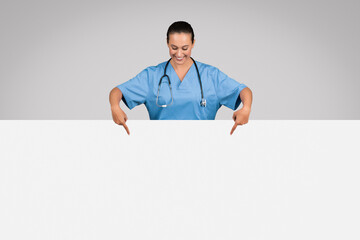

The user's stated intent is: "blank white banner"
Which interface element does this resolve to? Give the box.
[0,120,359,240]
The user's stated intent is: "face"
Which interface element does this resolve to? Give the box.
[167,32,195,66]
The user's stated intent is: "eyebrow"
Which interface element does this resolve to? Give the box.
[171,44,189,48]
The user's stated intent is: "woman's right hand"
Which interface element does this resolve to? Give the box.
[111,105,130,135]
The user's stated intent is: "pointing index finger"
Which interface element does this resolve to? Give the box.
[230,122,237,135]
[122,122,130,135]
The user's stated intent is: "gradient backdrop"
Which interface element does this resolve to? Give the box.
[1,0,359,120]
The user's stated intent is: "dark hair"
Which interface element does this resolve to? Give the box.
[166,21,195,44]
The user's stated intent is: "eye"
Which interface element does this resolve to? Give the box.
[172,47,188,50]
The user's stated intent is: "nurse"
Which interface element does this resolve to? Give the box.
[109,21,253,135]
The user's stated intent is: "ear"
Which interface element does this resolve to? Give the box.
[192,39,196,48]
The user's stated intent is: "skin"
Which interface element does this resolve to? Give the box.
[109,32,253,135]
[167,32,195,75]
[230,87,252,135]
[110,89,130,134]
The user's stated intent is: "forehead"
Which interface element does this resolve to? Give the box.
[168,32,192,43]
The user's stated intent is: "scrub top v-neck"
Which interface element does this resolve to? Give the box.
[116,60,247,120]
[169,60,194,88]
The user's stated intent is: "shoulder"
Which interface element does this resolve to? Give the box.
[193,60,234,87]
[140,61,169,74]
[192,60,225,81]
[132,61,166,79]
[192,60,221,74]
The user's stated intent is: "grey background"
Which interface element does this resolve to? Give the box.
[1,0,359,120]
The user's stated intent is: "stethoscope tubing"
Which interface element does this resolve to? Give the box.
[156,57,206,107]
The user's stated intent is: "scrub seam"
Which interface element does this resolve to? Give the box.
[210,67,220,105]
[144,67,152,107]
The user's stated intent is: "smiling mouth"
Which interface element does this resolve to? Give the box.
[175,57,184,61]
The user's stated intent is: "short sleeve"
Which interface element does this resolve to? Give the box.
[212,67,247,110]
[116,68,150,110]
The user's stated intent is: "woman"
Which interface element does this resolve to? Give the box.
[109,21,253,135]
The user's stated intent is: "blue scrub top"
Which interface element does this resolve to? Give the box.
[116,60,247,120]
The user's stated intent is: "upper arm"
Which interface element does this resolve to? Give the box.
[116,68,150,110]
[212,67,247,110]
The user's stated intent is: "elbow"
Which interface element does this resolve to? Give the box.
[110,87,120,95]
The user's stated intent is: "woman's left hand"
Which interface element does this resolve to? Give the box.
[230,106,251,135]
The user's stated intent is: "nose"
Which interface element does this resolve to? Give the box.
[176,50,183,57]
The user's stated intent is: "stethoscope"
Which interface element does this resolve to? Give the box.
[156,57,206,108]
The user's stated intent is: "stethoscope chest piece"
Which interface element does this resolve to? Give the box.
[201,98,206,107]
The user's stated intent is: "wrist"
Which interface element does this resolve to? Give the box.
[111,104,121,110]
[241,105,251,111]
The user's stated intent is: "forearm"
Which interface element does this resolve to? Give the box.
[109,87,123,109]
[239,87,252,110]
